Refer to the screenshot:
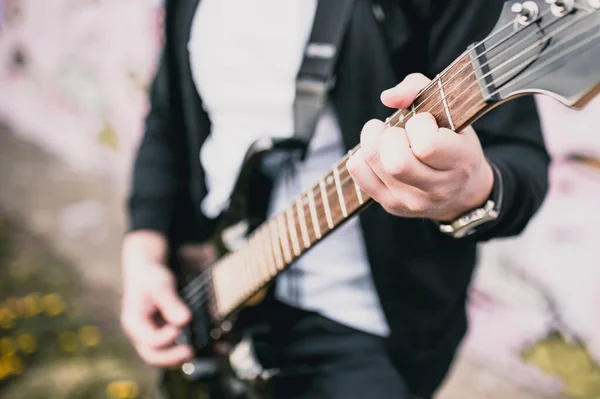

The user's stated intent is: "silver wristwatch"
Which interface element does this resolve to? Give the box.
[438,163,503,238]
[438,200,499,238]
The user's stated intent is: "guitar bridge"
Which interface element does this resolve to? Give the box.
[228,335,279,382]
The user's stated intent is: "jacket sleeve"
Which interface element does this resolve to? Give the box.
[424,0,550,240]
[127,51,187,237]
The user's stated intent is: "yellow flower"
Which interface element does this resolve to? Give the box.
[16,332,37,354]
[106,380,140,399]
[79,325,101,347]
[58,331,78,353]
[42,293,65,316]
[0,338,15,355]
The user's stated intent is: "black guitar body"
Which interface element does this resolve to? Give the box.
[161,138,307,399]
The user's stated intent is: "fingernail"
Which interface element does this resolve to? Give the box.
[381,89,393,98]
[176,312,191,324]
[345,155,354,167]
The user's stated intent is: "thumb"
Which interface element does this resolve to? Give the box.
[381,73,431,109]
[153,287,192,327]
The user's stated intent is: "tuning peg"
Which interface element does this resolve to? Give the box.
[511,1,539,24]
[511,3,524,13]
[545,0,575,16]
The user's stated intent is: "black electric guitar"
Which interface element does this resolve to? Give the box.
[163,1,600,398]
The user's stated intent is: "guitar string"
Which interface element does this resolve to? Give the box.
[381,10,553,127]
[317,12,600,222]
[178,12,555,303]
[180,10,588,303]
[178,14,545,303]
[325,6,594,177]
[186,19,600,312]
[311,6,596,203]
[183,11,598,310]
[307,10,599,224]
[182,9,598,308]
[381,16,535,120]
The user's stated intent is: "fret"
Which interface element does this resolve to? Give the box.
[223,266,235,314]
[411,102,417,117]
[235,263,245,308]
[319,178,334,229]
[296,198,311,248]
[306,189,322,239]
[399,111,408,126]
[268,220,285,271]
[277,213,293,263]
[262,226,279,277]
[314,185,331,238]
[347,149,364,205]
[437,74,456,131]
[212,265,224,315]
[303,194,320,243]
[409,77,452,131]
[242,254,254,297]
[250,234,268,282]
[228,262,239,311]
[286,207,301,256]
[441,54,486,129]
[252,238,267,286]
[237,250,249,305]
[252,238,264,287]
[221,258,234,304]
[333,164,348,217]
[385,111,400,127]
[252,242,268,284]
[233,250,245,308]
[235,260,245,307]
[355,184,364,205]
[321,172,342,226]
[340,167,363,215]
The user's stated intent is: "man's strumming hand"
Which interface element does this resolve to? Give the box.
[120,231,194,367]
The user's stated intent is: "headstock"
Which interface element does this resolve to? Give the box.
[469,0,600,108]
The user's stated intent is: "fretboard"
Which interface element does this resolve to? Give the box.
[210,52,486,320]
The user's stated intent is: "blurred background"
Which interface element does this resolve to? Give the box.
[0,0,598,398]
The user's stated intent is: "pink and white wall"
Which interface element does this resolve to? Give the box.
[0,0,163,191]
[1,1,598,397]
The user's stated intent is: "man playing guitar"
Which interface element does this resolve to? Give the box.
[119,0,563,398]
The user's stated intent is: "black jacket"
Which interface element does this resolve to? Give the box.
[127,0,549,396]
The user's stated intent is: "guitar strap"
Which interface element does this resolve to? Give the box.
[293,0,356,159]
[293,0,416,157]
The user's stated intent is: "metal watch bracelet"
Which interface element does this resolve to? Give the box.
[437,162,504,238]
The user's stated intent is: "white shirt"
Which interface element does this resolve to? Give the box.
[188,0,390,337]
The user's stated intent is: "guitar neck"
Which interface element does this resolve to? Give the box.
[210,52,488,320]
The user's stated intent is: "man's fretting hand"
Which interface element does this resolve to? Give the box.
[346,73,494,222]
